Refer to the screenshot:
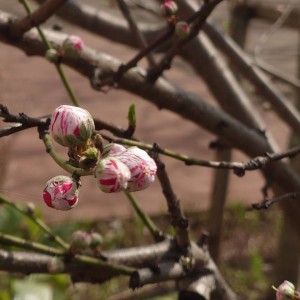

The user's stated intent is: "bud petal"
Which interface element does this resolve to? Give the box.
[43,175,79,211]
[276,281,295,299]
[94,157,131,193]
[175,21,190,39]
[50,105,95,147]
[115,147,157,191]
[107,143,127,156]
[62,35,84,57]
[161,1,178,16]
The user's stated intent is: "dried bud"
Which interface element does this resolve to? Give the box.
[175,21,190,39]
[90,232,103,249]
[275,281,295,300]
[62,35,84,57]
[115,147,157,191]
[94,157,131,193]
[71,230,92,249]
[43,175,79,211]
[50,105,95,147]
[161,0,178,16]
[45,48,59,63]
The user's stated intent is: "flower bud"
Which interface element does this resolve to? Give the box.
[71,230,92,249]
[50,105,95,147]
[94,157,131,193]
[107,143,127,156]
[175,21,190,39]
[43,175,79,211]
[45,48,59,63]
[62,35,84,57]
[115,147,157,191]
[161,1,178,16]
[90,232,103,249]
[275,281,295,299]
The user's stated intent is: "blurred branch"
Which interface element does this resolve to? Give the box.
[2,11,300,234]
[204,23,300,138]
[116,0,156,68]
[147,0,223,82]
[10,0,68,38]
[0,193,69,249]
[34,0,165,48]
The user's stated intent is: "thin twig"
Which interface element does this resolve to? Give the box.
[154,154,190,251]
[116,0,156,68]
[252,191,300,210]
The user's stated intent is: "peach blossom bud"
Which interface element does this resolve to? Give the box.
[71,230,92,249]
[161,0,178,16]
[45,48,59,63]
[115,147,157,191]
[50,105,95,147]
[62,35,84,57]
[175,21,190,39]
[90,232,103,249]
[94,157,131,193]
[108,143,127,156]
[43,175,79,211]
[276,281,295,299]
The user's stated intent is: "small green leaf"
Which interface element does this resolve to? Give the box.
[127,104,136,127]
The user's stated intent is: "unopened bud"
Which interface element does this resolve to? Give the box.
[94,157,131,193]
[90,232,103,249]
[161,0,178,16]
[62,35,84,57]
[71,230,92,249]
[43,175,79,211]
[274,280,295,300]
[50,105,95,147]
[45,48,59,63]
[175,21,190,39]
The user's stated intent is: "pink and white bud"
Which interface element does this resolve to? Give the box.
[94,157,131,193]
[43,175,79,211]
[115,147,157,191]
[161,1,178,16]
[50,105,95,147]
[62,35,84,57]
[108,143,127,156]
[175,21,191,39]
[275,281,295,300]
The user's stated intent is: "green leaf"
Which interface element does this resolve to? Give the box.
[127,104,136,127]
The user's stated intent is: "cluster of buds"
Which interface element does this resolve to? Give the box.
[160,1,190,39]
[45,35,84,63]
[43,105,157,211]
[273,280,299,299]
[94,144,157,193]
[70,230,103,252]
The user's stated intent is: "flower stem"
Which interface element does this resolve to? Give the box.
[123,191,164,242]
[19,0,80,107]
[0,193,69,249]
[41,132,93,176]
